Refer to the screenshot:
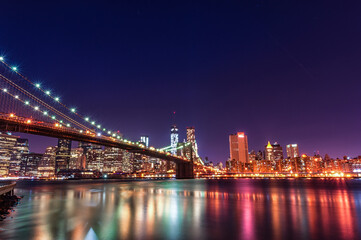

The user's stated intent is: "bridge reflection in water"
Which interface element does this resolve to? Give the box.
[1,179,361,240]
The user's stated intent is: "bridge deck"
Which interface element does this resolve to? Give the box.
[0,115,191,164]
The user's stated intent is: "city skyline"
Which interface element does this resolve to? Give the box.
[1,1,361,162]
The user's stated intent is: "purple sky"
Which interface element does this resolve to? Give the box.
[1,1,361,162]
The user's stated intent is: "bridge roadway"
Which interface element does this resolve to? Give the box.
[0,114,194,178]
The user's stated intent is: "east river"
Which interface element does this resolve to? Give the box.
[1,178,361,240]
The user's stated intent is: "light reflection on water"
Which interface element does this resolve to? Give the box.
[1,179,361,239]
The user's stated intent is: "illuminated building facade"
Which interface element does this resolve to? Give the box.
[38,146,56,177]
[9,138,29,176]
[0,133,18,176]
[265,141,273,160]
[286,144,299,158]
[228,132,249,172]
[272,142,283,160]
[19,153,43,177]
[55,139,72,172]
[121,151,134,173]
[170,125,179,155]
[186,127,198,160]
[103,147,122,172]
[140,136,149,148]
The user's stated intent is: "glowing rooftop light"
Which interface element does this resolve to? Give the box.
[34,106,39,111]
[71,108,76,113]
[35,83,41,88]
[45,90,51,95]
[55,97,60,102]
[3,88,7,92]
[12,67,17,71]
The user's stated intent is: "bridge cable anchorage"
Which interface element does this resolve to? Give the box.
[0,58,122,138]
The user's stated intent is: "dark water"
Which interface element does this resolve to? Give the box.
[1,179,361,240]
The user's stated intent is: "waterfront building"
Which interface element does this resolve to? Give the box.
[19,153,43,177]
[69,148,84,169]
[229,132,249,163]
[249,150,256,161]
[286,144,299,158]
[9,138,29,176]
[87,146,104,171]
[121,151,134,173]
[55,139,72,172]
[0,133,19,176]
[103,147,122,172]
[38,146,56,177]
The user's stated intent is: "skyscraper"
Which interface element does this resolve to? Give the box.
[272,142,284,160]
[170,125,179,155]
[55,139,72,172]
[229,132,249,163]
[0,133,19,176]
[140,136,149,148]
[186,127,198,160]
[286,144,299,158]
[265,141,273,160]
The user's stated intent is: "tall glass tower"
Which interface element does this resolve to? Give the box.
[170,125,178,155]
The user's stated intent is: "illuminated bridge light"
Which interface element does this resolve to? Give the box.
[43,111,48,115]
[80,130,83,133]
[45,90,51,95]
[3,88,7,92]
[117,136,120,139]
[91,121,95,125]
[25,101,29,105]
[14,95,19,99]
[51,116,56,119]
[55,97,60,102]
[35,83,41,88]
[34,106,39,111]
[66,124,70,127]
[97,125,101,129]
[59,120,63,123]
[0,57,4,61]
[85,117,89,121]
[12,67,17,71]
[102,128,106,131]
[112,134,116,137]
[107,131,111,134]
[97,133,101,137]
[71,108,76,113]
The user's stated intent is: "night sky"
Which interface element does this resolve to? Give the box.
[1,1,361,162]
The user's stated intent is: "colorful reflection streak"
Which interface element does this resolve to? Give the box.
[1,179,361,240]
